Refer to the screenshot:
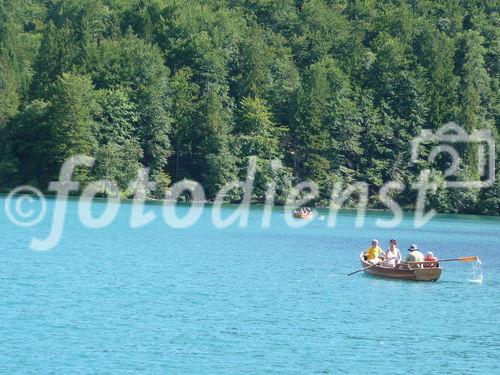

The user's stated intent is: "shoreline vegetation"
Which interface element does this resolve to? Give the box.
[2,191,500,220]
[0,0,498,216]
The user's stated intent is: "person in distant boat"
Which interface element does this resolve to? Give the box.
[384,239,401,267]
[406,244,425,267]
[364,239,385,264]
[424,251,438,267]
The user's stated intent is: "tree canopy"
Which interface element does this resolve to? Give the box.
[0,0,498,213]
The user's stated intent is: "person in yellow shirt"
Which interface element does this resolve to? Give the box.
[364,239,386,264]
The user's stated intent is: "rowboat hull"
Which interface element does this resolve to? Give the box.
[360,254,442,281]
[293,212,313,219]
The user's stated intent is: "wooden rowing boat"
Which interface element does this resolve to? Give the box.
[359,253,442,281]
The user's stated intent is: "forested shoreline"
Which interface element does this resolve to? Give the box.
[0,0,498,214]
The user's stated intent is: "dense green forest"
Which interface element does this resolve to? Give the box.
[0,0,498,214]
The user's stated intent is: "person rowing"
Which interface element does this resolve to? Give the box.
[363,239,385,264]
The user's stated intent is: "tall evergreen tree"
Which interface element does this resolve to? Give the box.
[197,84,238,199]
[457,29,492,173]
[46,73,98,183]
[167,68,199,181]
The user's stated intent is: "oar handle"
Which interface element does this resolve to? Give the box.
[347,261,379,276]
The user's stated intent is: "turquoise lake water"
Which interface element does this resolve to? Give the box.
[1,196,499,374]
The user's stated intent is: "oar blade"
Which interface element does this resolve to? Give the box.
[458,256,479,262]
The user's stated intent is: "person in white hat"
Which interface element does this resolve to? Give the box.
[405,244,425,266]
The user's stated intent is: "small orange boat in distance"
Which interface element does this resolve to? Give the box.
[293,209,313,219]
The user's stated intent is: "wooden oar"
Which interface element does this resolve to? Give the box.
[435,256,479,262]
[408,256,479,266]
[347,261,381,277]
